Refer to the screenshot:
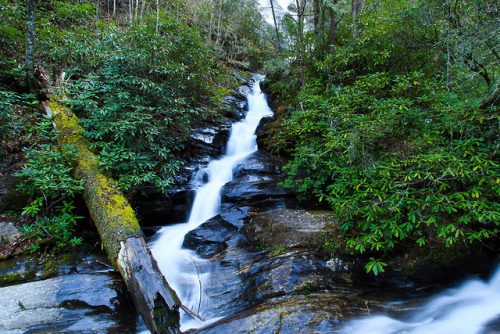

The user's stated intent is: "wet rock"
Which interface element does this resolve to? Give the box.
[222,176,293,210]
[232,151,282,178]
[243,208,338,249]
[0,222,21,244]
[193,294,359,334]
[183,215,238,258]
[135,187,188,227]
[223,95,248,120]
[231,70,252,84]
[0,272,136,333]
[240,251,338,303]
[188,121,232,159]
[0,174,28,213]
[221,151,296,211]
[255,116,275,151]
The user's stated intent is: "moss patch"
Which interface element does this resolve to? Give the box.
[47,99,143,265]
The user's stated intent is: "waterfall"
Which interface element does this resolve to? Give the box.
[340,264,500,334]
[149,76,273,331]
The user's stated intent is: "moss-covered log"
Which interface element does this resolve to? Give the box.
[41,99,181,334]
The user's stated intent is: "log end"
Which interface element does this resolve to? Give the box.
[118,237,181,334]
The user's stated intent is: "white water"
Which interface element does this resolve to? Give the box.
[341,265,500,334]
[150,76,273,331]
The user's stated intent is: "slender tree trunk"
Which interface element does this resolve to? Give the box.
[351,0,364,41]
[129,0,133,22]
[216,0,222,44]
[113,0,116,22]
[269,0,283,62]
[328,6,338,52]
[156,0,160,33]
[209,9,213,41]
[135,0,139,21]
[295,0,306,86]
[141,0,146,21]
[26,0,36,92]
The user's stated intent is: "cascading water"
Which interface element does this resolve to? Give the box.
[149,75,273,331]
[340,265,500,334]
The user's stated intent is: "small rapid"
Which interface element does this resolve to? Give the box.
[340,264,500,334]
[149,76,273,331]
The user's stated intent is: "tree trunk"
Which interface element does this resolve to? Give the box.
[141,0,146,21]
[328,6,338,52]
[26,0,36,92]
[129,0,133,22]
[351,0,364,41]
[40,94,181,334]
[113,0,116,22]
[269,0,283,62]
[295,0,306,86]
[156,0,160,33]
[135,0,139,21]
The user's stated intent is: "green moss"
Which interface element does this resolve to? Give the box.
[48,98,143,265]
[59,252,77,265]
[41,255,58,279]
[0,273,22,286]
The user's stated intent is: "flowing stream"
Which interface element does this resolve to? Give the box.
[150,75,273,331]
[341,265,500,334]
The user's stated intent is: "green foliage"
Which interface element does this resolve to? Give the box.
[16,116,84,249]
[280,70,500,257]
[365,257,387,276]
[264,0,500,268]
[0,0,25,55]
[54,19,218,194]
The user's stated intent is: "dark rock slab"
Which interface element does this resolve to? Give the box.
[232,151,282,178]
[183,215,238,258]
[243,208,338,249]
[239,251,338,303]
[192,294,361,334]
[222,174,291,203]
[255,116,275,151]
[188,121,232,159]
[0,272,136,333]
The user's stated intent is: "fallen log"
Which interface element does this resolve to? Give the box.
[41,98,181,334]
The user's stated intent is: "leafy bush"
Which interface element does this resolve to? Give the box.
[278,67,500,263]
[16,116,84,250]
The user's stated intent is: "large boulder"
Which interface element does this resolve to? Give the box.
[239,251,338,302]
[192,294,361,334]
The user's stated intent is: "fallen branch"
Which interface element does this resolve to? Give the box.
[180,304,206,321]
[40,87,181,333]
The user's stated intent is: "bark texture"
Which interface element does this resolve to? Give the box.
[41,98,181,334]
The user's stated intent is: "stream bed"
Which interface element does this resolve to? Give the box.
[1,75,500,334]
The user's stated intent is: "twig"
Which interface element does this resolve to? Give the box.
[187,257,203,313]
[365,301,371,317]
[180,304,205,321]
[96,259,113,269]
